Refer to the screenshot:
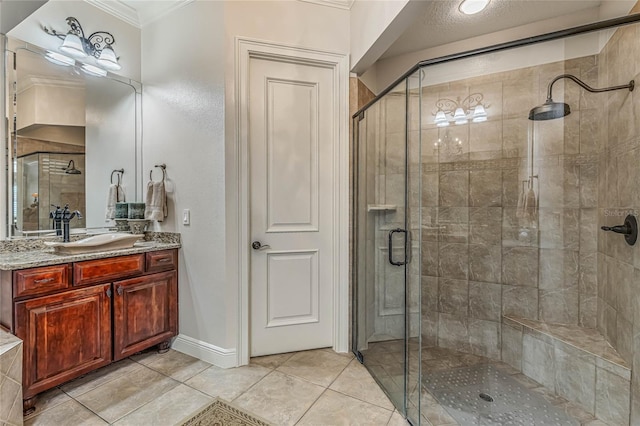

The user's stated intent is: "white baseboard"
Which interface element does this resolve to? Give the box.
[171,334,237,368]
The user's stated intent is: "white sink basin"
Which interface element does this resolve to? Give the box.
[44,233,144,254]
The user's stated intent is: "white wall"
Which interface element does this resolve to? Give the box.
[350,0,424,73]
[0,0,46,34]
[85,78,138,228]
[141,0,227,353]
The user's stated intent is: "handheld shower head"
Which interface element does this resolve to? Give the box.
[62,160,82,175]
[529,74,634,121]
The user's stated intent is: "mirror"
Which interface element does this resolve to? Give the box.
[5,37,141,237]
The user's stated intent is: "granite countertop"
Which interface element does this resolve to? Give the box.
[0,232,181,270]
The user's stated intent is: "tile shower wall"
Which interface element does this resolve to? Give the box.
[596,22,640,424]
[420,56,601,359]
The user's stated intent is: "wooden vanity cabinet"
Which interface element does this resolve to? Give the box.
[0,249,178,413]
[113,270,177,360]
[15,284,112,399]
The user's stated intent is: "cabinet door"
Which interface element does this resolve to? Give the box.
[15,284,112,399]
[113,271,178,361]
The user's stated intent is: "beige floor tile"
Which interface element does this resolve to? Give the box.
[129,347,179,366]
[321,347,355,359]
[24,388,72,420]
[250,352,296,369]
[233,370,324,426]
[185,363,271,400]
[330,359,395,410]
[60,359,143,398]
[387,410,410,426]
[276,348,351,387]
[142,349,212,382]
[74,366,180,423]
[24,399,107,426]
[297,389,393,426]
[112,384,212,426]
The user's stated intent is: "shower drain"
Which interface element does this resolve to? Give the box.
[479,393,494,402]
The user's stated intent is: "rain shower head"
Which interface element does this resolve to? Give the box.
[62,160,81,175]
[529,74,634,121]
[528,100,570,121]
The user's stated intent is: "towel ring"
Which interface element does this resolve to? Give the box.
[111,169,124,185]
[150,164,166,182]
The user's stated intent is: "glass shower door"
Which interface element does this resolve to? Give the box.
[353,77,421,424]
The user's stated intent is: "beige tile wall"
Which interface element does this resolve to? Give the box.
[596,22,640,424]
[0,332,23,426]
[420,56,601,359]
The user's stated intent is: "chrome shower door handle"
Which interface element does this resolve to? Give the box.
[388,228,407,266]
[252,241,271,250]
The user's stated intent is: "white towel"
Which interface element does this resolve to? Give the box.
[105,184,125,221]
[144,181,167,221]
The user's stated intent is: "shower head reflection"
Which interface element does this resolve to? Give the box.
[62,160,81,175]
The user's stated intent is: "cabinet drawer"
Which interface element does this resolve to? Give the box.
[145,250,177,273]
[14,264,71,298]
[74,254,144,286]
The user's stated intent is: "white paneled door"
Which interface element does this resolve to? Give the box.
[249,55,334,357]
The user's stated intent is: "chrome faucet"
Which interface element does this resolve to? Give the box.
[61,204,83,242]
[49,205,63,236]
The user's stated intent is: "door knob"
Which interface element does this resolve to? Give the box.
[252,241,271,250]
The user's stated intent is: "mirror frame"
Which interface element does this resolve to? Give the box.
[2,36,142,238]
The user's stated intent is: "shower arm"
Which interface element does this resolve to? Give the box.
[546,74,634,102]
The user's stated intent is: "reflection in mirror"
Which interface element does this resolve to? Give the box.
[6,39,141,237]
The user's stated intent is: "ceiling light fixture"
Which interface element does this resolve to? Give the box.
[433,93,489,127]
[459,0,490,15]
[44,17,121,71]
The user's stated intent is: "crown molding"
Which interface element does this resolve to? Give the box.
[298,0,354,10]
[85,0,194,28]
[84,0,140,28]
[18,76,85,94]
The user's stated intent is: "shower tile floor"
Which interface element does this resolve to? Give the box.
[362,341,613,426]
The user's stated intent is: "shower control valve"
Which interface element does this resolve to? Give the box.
[600,214,637,246]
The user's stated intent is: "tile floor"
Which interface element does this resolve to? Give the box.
[23,347,408,426]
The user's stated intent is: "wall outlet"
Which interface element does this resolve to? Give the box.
[182,209,190,225]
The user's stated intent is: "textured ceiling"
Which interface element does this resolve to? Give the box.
[381,0,603,59]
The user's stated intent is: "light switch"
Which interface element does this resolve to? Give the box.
[182,209,190,225]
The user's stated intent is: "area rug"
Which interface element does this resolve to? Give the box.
[178,397,272,426]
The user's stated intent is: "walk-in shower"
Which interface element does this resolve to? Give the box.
[352,14,640,426]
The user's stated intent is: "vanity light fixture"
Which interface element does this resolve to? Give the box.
[433,93,489,127]
[44,17,121,71]
[81,63,107,77]
[459,0,490,15]
[44,51,75,67]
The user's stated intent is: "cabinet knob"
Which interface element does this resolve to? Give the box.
[106,288,112,298]
[117,286,123,296]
